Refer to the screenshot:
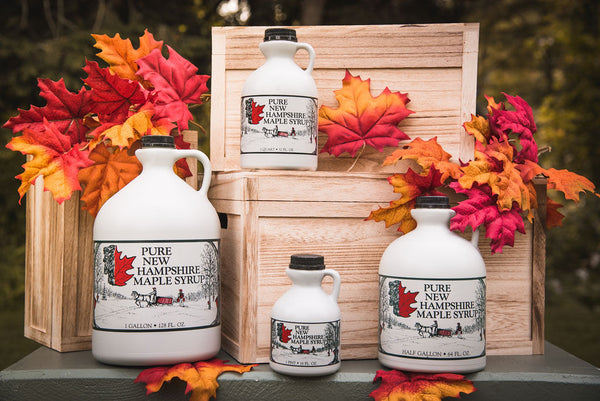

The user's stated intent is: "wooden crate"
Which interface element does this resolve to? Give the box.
[24,132,199,351]
[210,24,479,172]
[208,171,546,363]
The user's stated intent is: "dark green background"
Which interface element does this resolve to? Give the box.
[1,0,598,369]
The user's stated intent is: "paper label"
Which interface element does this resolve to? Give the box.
[93,240,220,332]
[379,276,486,360]
[241,95,318,155]
[270,319,340,367]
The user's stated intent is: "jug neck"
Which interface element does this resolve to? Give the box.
[411,208,456,228]
[286,268,324,288]
[260,40,298,60]
[135,148,179,173]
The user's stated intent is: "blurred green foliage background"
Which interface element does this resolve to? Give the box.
[1,0,598,369]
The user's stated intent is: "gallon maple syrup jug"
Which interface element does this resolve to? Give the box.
[240,28,318,170]
[92,135,221,366]
[270,254,341,376]
[378,196,486,373]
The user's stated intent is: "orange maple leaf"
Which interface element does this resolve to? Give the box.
[134,359,256,401]
[370,370,476,401]
[92,29,163,87]
[319,70,413,157]
[6,119,93,203]
[546,198,565,229]
[78,143,142,216]
[383,137,462,182]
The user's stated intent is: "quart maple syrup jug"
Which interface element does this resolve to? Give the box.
[240,28,318,170]
[92,135,221,366]
[378,196,486,373]
[270,254,341,376]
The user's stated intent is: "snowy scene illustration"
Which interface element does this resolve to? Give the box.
[241,96,317,155]
[270,320,340,367]
[379,276,486,359]
[93,240,220,331]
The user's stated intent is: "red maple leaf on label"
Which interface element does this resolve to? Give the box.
[114,247,135,286]
[280,323,292,343]
[390,281,418,318]
[251,100,265,124]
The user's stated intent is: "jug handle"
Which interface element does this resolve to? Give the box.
[470,227,480,248]
[296,43,315,75]
[323,269,341,302]
[174,149,212,197]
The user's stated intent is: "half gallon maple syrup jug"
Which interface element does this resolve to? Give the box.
[92,135,221,366]
[240,28,318,170]
[378,196,486,373]
[270,254,341,376]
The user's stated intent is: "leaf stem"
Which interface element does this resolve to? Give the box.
[347,143,366,172]
[189,120,207,135]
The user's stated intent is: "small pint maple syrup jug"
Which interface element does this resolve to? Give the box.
[270,254,341,376]
[92,135,221,366]
[378,196,486,373]
[240,28,318,170]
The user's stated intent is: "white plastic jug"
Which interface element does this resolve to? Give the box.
[378,196,486,373]
[92,135,221,366]
[241,28,318,170]
[270,254,341,376]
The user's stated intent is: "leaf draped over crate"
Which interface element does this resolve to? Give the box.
[134,358,257,401]
[362,92,598,253]
[4,29,209,215]
[369,369,476,401]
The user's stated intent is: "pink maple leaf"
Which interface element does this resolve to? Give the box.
[135,46,209,130]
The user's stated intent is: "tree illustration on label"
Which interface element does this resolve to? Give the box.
[389,280,418,317]
[113,248,135,286]
[277,322,292,343]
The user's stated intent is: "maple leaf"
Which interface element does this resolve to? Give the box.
[92,106,174,149]
[136,46,210,130]
[134,359,256,401]
[251,100,265,124]
[389,281,418,318]
[463,114,491,144]
[6,119,93,203]
[82,60,146,123]
[92,29,163,87]
[383,137,462,182]
[173,133,193,179]
[370,370,476,401]
[278,322,293,343]
[113,248,135,286]
[78,143,142,216]
[450,183,526,253]
[3,78,93,145]
[319,70,413,157]
[367,168,445,234]
[545,198,565,229]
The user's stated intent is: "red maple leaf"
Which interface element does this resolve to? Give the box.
[251,100,265,124]
[391,281,418,318]
[280,323,292,343]
[319,70,413,157]
[114,247,135,286]
[3,78,93,145]
[136,46,209,130]
[370,370,476,401]
[450,183,526,253]
[82,60,146,123]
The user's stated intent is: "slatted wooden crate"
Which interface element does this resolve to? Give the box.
[209,24,546,364]
[24,131,199,351]
[210,24,479,172]
[208,171,546,363]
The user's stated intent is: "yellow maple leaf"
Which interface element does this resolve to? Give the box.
[93,108,172,149]
[463,114,491,144]
[92,29,163,86]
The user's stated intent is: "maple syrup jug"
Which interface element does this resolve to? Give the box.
[270,254,341,376]
[92,135,221,366]
[378,196,486,373]
[240,28,318,170]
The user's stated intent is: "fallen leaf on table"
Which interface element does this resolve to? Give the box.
[370,369,476,401]
[319,70,413,157]
[135,358,257,401]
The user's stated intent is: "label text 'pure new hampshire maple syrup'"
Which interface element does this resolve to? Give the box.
[92,135,221,366]
[378,196,486,373]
